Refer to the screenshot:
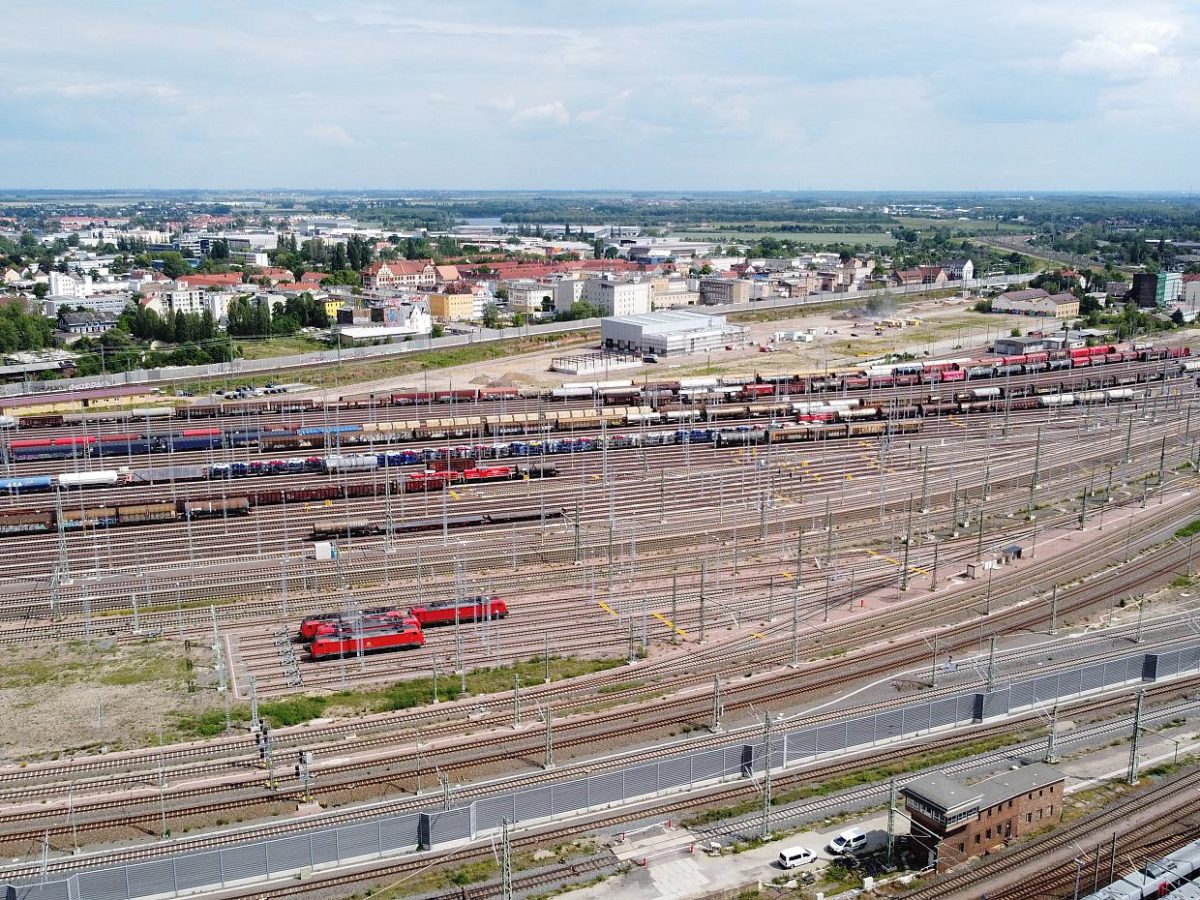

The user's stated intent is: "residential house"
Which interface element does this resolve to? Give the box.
[941,258,975,281]
[59,311,118,335]
[361,259,437,291]
[698,277,752,305]
[506,280,556,315]
[583,278,653,316]
[427,291,477,321]
[991,288,1078,318]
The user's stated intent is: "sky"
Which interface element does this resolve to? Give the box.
[1,0,1197,192]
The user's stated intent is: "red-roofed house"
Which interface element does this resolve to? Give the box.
[258,267,295,283]
[362,259,437,290]
[299,271,327,284]
[178,272,244,288]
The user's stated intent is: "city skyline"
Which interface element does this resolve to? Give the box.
[1,0,1197,191]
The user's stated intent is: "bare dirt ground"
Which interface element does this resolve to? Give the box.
[297,296,1048,400]
[0,639,218,761]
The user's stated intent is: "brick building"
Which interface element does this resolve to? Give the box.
[901,764,1064,871]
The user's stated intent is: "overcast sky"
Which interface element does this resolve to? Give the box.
[1,0,1196,191]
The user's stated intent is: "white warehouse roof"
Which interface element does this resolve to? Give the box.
[603,310,728,333]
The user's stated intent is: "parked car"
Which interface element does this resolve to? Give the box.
[827,828,867,855]
[777,846,816,869]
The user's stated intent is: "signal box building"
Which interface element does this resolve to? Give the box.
[901,764,1064,871]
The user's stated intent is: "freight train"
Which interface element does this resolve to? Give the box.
[309,507,565,540]
[0,471,563,538]
[9,344,1189,433]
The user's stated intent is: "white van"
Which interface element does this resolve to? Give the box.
[827,828,867,855]
[777,846,815,868]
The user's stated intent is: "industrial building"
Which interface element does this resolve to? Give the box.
[1132,271,1184,308]
[599,310,748,357]
[901,763,1064,871]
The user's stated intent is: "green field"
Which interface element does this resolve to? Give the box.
[894,216,1028,234]
[234,335,329,360]
[674,230,896,246]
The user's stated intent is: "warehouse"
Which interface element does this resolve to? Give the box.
[600,310,748,358]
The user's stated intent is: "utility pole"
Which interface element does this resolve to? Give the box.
[573,503,581,564]
[1028,426,1042,520]
[886,777,898,868]
[1050,584,1059,636]
[543,706,554,769]
[1079,471,1092,528]
[975,506,985,562]
[900,494,914,591]
[439,770,451,810]
[1127,690,1145,785]
[761,712,773,840]
[512,672,521,728]
[986,635,997,691]
[920,446,930,513]
[930,539,939,591]
[1135,595,1146,644]
[931,633,940,688]
[711,675,724,732]
[1045,704,1060,764]
[670,571,678,643]
[501,819,513,900]
[249,674,260,735]
[698,559,707,643]
[790,585,799,668]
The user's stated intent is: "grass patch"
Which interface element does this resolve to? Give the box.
[171,655,625,737]
[1176,519,1200,539]
[170,331,595,396]
[681,731,1027,828]
[234,335,329,360]
[0,643,187,691]
[1170,575,1193,589]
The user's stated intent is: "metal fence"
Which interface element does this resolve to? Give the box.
[0,274,1032,398]
[9,631,1163,900]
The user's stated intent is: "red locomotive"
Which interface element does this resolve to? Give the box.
[298,607,407,640]
[308,620,424,660]
[408,596,508,627]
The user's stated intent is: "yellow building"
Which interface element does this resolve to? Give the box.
[427,292,476,321]
[324,298,346,319]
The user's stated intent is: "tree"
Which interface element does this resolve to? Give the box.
[32,283,48,299]
[481,302,501,328]
[511,312,526,327]
[1172,308,1186,326]
[431,323,445,338]
[156,252,191,279]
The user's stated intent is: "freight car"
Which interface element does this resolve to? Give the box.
[309,507,567,540]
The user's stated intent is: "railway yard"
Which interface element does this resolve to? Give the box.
[5,336,1200,900]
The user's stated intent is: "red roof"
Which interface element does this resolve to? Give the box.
[299,271,327,283]
[272,282,324,292]
[1184,273,1200,283]
[179,272,243,287]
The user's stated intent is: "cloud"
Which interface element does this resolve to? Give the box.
[1059,16,1182,79]
[509,101,570,127]
[13,78,181,101]
[304,124,357,147]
